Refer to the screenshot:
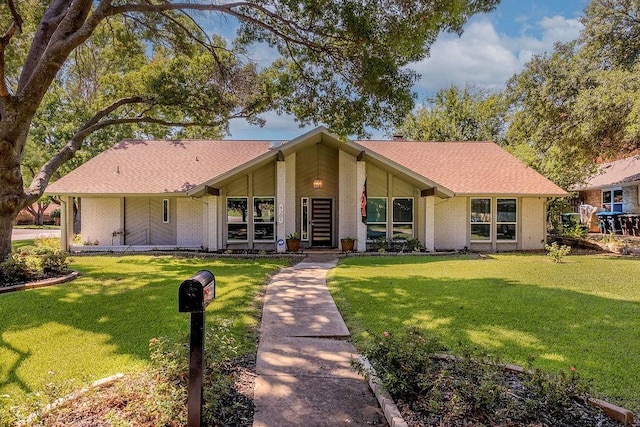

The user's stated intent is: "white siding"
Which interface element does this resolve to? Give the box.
[434,196,467,250]
[177,197,204,247]
[82,197,122,245]
[520,197,546,250]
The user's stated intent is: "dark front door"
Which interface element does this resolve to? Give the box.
[311,198,333,247]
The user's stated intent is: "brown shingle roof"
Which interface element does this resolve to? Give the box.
[358,140,566,196]
[46,140,271,195]
[581,155,640,189]
[46,131,566,197]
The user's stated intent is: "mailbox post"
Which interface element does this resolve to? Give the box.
[178,270,216,427]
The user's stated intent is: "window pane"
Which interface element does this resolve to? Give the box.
[301,198,309,240]
[471,199,491,222]
[497,224,516,240]
[254,223,274,241]
[497,199,516,222]
[392,224,413,239]
[254,198,274,222]
[393,198,413,222]
[227,198,247,223]
[613,189,623,203]
[603,191,612,204]
[471,224,490,240]
[366,198,386,223]
[367,224,387,240]
[613,203,623,213]
[228,224,247,240]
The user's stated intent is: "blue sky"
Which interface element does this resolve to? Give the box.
[227,0,591,140]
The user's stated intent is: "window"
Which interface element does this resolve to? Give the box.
[253,197,275,241]
[162,199,170,223]
[497,199,517,241]
[301,198,310,240]
[470,198,491,241]
[227,197,248,241]
[366,197,387,240]
[392,198,413,239]
[602,188,623,212]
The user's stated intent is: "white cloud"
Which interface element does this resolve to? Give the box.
[411,15,584,94]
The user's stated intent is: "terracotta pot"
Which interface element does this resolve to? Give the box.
[341,238,355,252]
[286,238,301,252]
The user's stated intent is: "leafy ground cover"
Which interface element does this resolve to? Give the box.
[0,255,288,424]
[328,253,640,414]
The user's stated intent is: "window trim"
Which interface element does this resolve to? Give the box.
[227,197,249,242]
[496,198,517,242]
[602,187,623,212]
[366,196,388,241]
[391,197,414,239]
[162,199,170,224]
[301,197,309,241]
[470,197,492,242]
[253,196,275,242]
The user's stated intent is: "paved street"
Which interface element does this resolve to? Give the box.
[11,228,61,241]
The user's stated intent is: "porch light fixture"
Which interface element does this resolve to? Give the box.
[313,143,323,189]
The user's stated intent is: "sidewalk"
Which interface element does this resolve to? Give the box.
[253,255,386,426]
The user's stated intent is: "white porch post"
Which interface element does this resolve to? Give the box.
[207,195,219,251]
[356,160,367,252]
[59,196,73,252]
[276,153,296,252]
[424,195,436,252]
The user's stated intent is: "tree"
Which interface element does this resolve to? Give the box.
[397,84,507,142]
[504,0,640,189]
[0,0,500,260]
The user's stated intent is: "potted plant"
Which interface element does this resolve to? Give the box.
[286,232,301,252]
[340,236,356,252]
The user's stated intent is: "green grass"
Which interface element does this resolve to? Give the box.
[10,240,35,251]
[328,253,640,412]
[0,255,288,406]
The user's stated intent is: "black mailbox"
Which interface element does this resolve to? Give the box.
[179,270,215,313]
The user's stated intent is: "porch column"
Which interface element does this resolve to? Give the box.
[276,152,296,252]
[207,195,219,251]
[356,160,367,251]
[59,196,74,252]
[424,196,436,252]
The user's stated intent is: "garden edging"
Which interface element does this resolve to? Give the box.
[0,271,79,294]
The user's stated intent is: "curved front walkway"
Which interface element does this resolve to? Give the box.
[253,255,386,426]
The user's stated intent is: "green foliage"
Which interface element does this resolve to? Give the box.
[1,237,70,285]
[545,242,571,263]
[328,254,640,411]
[358,328,444,396]
[358,329,592,425]
[504,1,640,188]
[398,84,508,142]
[562,222,588,239]
[147,319,241,425]
[0,255,31,285]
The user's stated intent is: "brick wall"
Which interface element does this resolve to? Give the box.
[434,196,467,250]
[82,197,122,245]
[338,150,357,240]
[177,197,204,247]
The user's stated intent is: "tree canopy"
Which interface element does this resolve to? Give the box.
[503,0,640,189]
[397,84,507,142]
[0,0,499,260]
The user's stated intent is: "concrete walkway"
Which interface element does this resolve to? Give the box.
[253,255,386,426]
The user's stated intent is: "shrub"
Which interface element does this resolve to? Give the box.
[545,242,571,263]
[40,252,70,275]
[0,255,31,285]
[562,222,587,239]
[357,328,445,397]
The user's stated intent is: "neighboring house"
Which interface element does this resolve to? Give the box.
[45,127,566,253]
[575,155,640,232]
[15,202,59,225]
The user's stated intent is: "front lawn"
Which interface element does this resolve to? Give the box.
[328,253,640,412]
[0,255,288,411]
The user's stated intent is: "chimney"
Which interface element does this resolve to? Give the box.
[392,133,405,141]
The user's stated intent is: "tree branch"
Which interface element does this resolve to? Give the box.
[0,0,23,97]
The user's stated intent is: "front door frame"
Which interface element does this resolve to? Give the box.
[310,198,334,247]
